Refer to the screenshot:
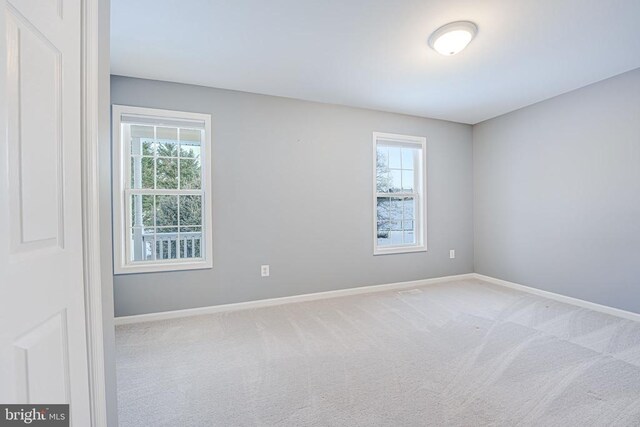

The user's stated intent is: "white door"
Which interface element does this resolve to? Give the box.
[0,0,92,425]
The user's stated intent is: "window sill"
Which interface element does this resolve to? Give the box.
[373,245,427,256]
[114,259,212,275]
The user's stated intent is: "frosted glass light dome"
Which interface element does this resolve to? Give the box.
[429,21,478,56]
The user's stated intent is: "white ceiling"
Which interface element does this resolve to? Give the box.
[111,0,640,124]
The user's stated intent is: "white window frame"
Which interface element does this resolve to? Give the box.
[372,132,427,255]
[112,105,213,274]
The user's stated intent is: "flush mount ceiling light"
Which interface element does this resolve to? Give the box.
[428,21,478,56]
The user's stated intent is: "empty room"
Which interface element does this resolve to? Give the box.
[1,0,640,426]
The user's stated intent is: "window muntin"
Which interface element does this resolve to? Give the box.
[113,106,212,274]
[373,133,426,255]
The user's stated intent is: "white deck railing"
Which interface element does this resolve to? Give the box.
[141,232,202,260]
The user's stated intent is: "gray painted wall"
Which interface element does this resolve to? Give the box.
[474,68,640,313]
[111,76,474,317]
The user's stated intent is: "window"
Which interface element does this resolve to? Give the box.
[373,132,427,255]
[112,105,212,274]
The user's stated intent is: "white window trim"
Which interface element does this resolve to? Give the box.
[112,105,213,274]
[372,132,427,256]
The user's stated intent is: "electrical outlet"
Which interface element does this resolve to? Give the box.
[449,249,455,259]
[261,265,270,277]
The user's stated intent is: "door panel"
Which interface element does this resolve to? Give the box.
[6,7,63,251]
[14,311,69,404]
[0,0,92,425]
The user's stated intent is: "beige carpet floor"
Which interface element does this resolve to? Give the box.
[116,279,640,426]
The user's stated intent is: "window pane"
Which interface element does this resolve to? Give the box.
[180,158,201,189]
[403,197,415,219]
[390,197,403,224]
[156,158,178,189]
[390,230,403,245]
[130,227,154,262]
[377,196,416,248]
[144,236,155,260]
[180,128,202,158]
[180,195,202,226]
[376,146,388,167]
[402,220,414,231]
[377,172,390,193]
[170,239,178,259]
[402,170,414,192]
[389,170,402,192]
[388,146,401,169]
[155,241,166,259]
[377,197,390,219]
[179,226,202,259]
[401,148,414,170]
[130,157,154,189]
[130,125,155,155]
[403,231,415,244]
[155,236,179,260]
[376,148,390,193]
[376,197,391,237]
[377,197,403,247]
[157,126,177,140]
[376,197,391,246]
[153,227,179,260]
[377,234,390,247]
[157,127,178,157]
[131,194,154,227]
[156,195,178,227]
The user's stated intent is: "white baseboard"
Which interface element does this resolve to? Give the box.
[114,272,640,326]
[114,273,476,325]
[473,273,640,323]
